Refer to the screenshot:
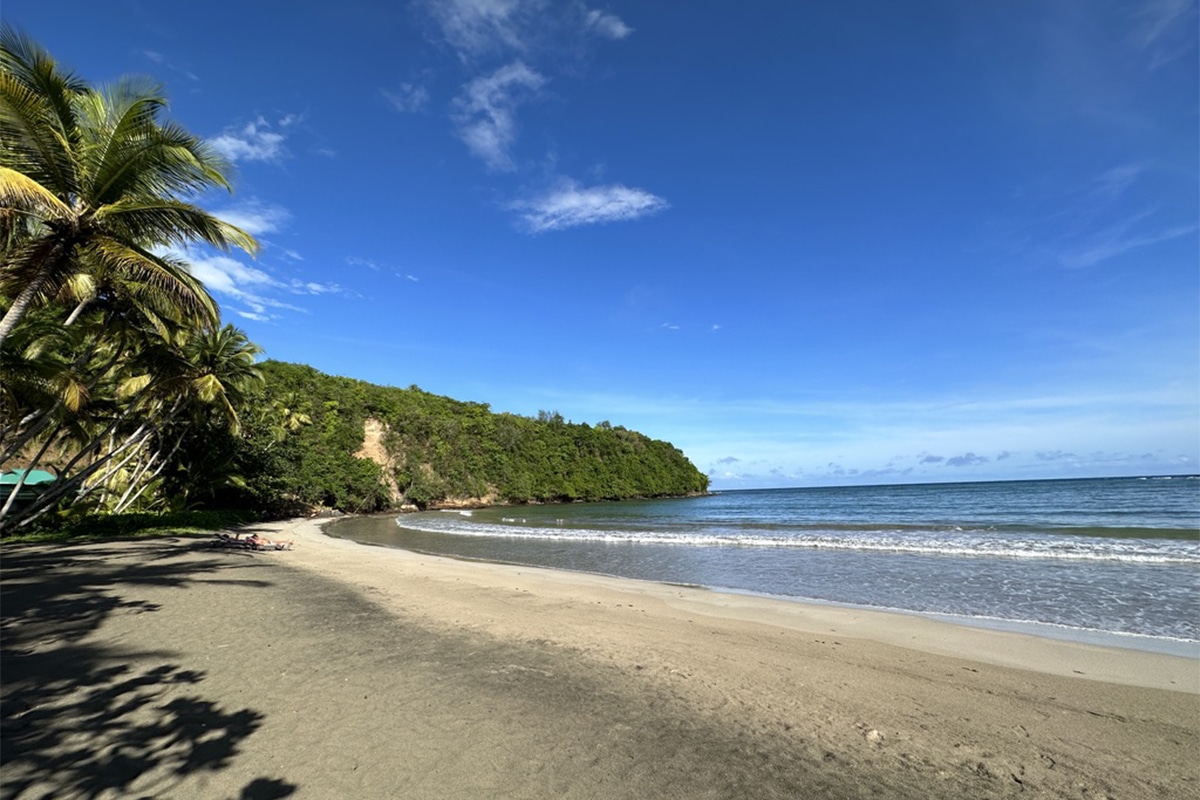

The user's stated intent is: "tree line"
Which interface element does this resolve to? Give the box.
[0,29,707,534]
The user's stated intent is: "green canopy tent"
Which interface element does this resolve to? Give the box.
[1,469,58,508]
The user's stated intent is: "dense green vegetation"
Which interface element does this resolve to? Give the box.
[0,29,706,534]
[212,361,708,515]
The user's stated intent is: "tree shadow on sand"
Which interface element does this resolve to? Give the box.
[1,540,297,799]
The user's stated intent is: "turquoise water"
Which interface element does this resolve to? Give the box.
[329,476,1200,655]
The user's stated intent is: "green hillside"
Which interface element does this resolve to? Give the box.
[210,361,709,514]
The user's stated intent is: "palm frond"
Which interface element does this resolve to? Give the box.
[117,372,153,399]
[82,236,220,328]
[0,165,71,218]
[93,198,258,255]
[0,24,85,196]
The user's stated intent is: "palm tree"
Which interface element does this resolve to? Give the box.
[0,319,266,527]
[84,323,265,513]
[0,25,256,348]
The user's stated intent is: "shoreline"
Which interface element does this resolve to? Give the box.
[312,518,1196,693]
[717,587,1200,660]
[4,516,1197,798]
[326,512,1200,668]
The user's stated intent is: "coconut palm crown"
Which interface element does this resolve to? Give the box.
[0,25,257,347]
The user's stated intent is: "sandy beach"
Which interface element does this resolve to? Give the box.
[2,518,1197,799]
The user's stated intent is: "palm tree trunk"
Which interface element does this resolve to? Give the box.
[63,297,90,327]
[0,239,72,348]
[0,267,51,348]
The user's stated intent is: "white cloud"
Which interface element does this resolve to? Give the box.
[289,280,341,295]
[425,0,634,58]
[427,0,529,58]
[421,0,646,226]
[183,251,340,322]
[187,254,277,298]
[383,82,431,113]
[347,256,381,271]
[513,179,669,232]
[453,61,546,170]
[584,8,632,39]
[209,117,288,163]
[212,201,291,236]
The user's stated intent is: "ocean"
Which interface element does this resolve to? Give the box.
[328,476,1200,657]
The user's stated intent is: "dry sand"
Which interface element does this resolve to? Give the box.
[2,517,1197,799]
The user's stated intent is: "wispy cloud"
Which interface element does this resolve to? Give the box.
[584,9,632,40]
[212,200,291,236]
[383,82,431,113]
[453,61,546,171]
[189,254,343,321]
[425,0,633,59]
[1060,216,1197,269]
[348,256,422,283]
[209,116,289,163]
[1091,163,1145,199]
[139,49,199,82]
[426,0,532,60]
[512,179,668,232]
[177,225,343,321]
[991,164,1196,270]
[1129,0,1198,68]
[417,1,653,229]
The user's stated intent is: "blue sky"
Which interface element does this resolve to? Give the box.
[9,0,1198,489]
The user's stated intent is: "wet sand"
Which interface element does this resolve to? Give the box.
[2,517,1197,799]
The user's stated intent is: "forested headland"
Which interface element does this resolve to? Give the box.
[204,360,709,515]
[0,29,707,535]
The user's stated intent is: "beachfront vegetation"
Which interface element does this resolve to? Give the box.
[0,29,707,535]
[0,27,261,534]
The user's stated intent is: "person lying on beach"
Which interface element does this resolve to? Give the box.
[245,532,293,551]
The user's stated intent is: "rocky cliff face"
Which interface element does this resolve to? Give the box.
[353,417,500,510]
[353,418,401,503]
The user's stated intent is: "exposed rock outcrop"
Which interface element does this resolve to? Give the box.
[354,418,401,504]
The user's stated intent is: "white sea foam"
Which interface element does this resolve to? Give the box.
[394,516,1200,565]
